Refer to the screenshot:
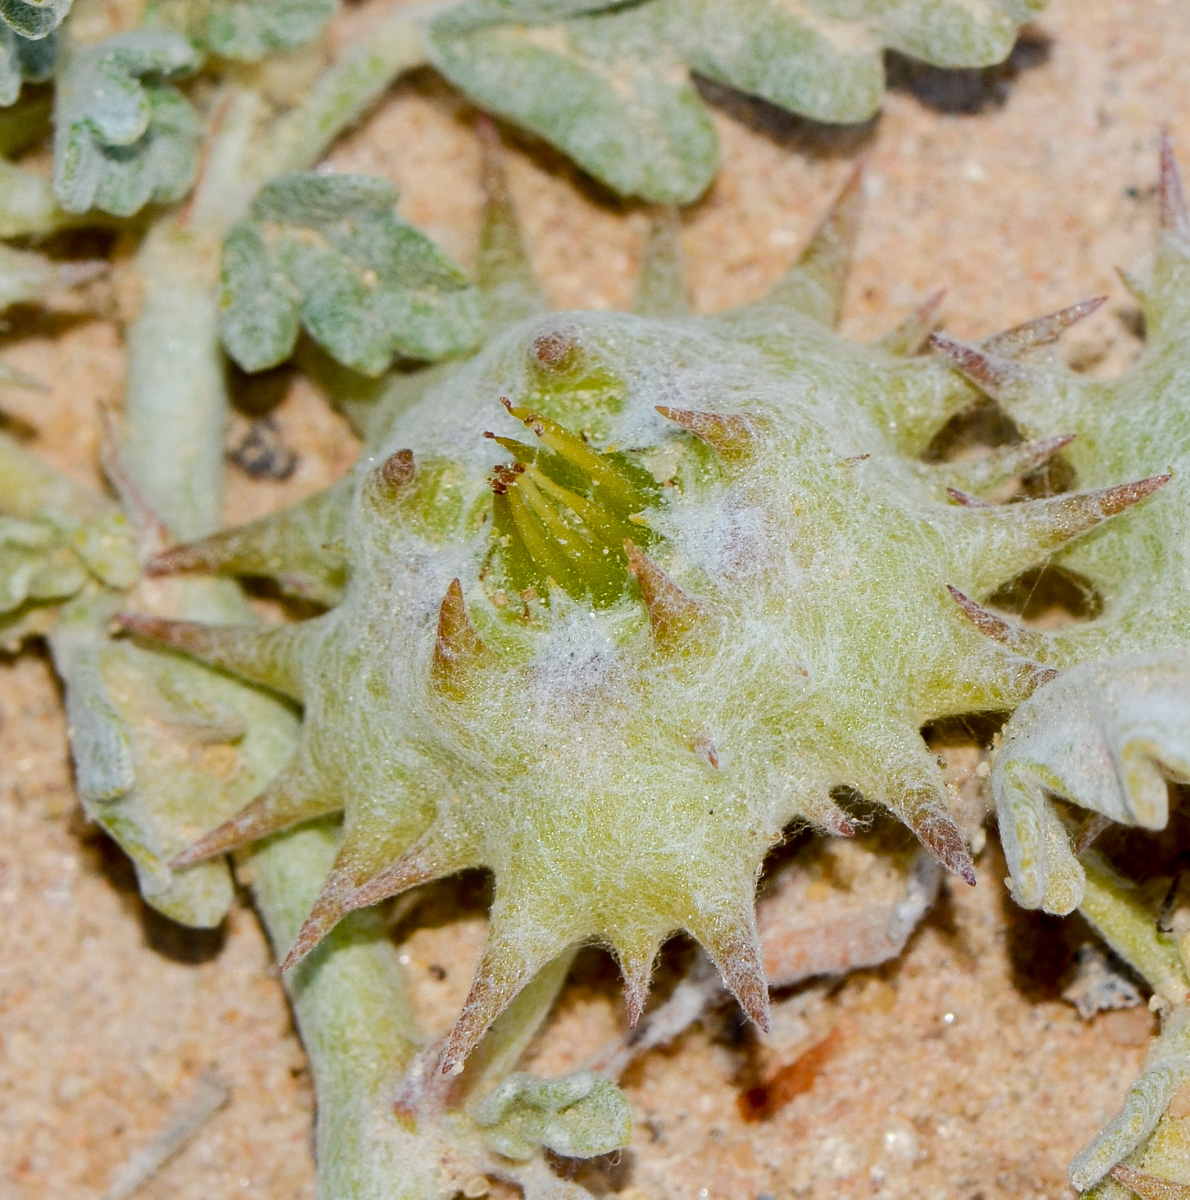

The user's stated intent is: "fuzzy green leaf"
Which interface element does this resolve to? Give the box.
[427,0,1044,200]
[220,172,484,375]
[475,1070,632,1162]
[49,596,300,927]
[0,23,56,107]
[53,31,200,216]
[0,516,85,612]
[146,0,336,61]
[677,0,884,124]
[426,2,718,205]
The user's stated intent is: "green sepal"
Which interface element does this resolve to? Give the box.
[52,31,200,217]
[219,171,484,375]
[474,1069,632,1163]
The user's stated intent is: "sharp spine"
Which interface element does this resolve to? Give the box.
[980,296,1108,359]
[624,539,704,647]
[655,406,759,463]
[1160,131,1190,243]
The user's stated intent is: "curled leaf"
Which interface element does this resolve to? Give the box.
[50,596,300,927]
[474,1069,632,1163]
[219,172,484,375]
[53,31,200,216]
[992,651,1190,916]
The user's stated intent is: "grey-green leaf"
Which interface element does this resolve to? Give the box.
[146,0,336,61]
[426,0,1044,200]
[475,1070,633,1163]
[50,596,300,928]
[426,3,719,204]
[0,0,71,40]
[53,31,200,216]
[220,172,484,376]
[676,0,884,124]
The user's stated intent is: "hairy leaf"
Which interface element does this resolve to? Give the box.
[53,31,200,216]
[427,0,1044,201]
[220,172,484,375]
[475,1070,632,1162]
[50,596,299,927]
[426,1,718,205]
[147,0,336,61]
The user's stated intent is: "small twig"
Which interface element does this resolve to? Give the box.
[103,1070,231,1200]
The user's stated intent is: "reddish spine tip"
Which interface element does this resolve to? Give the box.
[142,545,201,577]
[981,296,1108,359]
[946,585,1015,645]
[914,814,976,886]
[929,334,1023,396]
[624,539,703,646]
[1159,132,1190,241]
[654,406,758,462]
[946,487,989,508]
[1033,432,1077,459]
[1099,472,1172,515]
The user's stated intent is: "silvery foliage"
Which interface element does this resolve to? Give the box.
[475,1070,633,1162]
[425,0,1045,203]
[0,0,69,107]
[220,172,485,376]
[145,0,336,61]
[53,31,200,216]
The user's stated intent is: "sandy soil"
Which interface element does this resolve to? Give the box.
[2,1,1190,1197]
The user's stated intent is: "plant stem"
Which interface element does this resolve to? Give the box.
[252,5,428,183]
[118,78,446,1195]
[248,821,443,1200]
[1080,852,1189,1002]
[122,220,227,542]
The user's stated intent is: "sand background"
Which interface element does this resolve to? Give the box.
[2,1,1190,1197]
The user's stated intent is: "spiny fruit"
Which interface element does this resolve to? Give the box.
[122,169,1164,1077]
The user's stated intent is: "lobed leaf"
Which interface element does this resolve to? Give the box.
[426,1,718,205]
[426,0,1044,201]
[474,1070,632,1162]
[50,596,300,927]
[52,31,200,216]
[220,171,484,375]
